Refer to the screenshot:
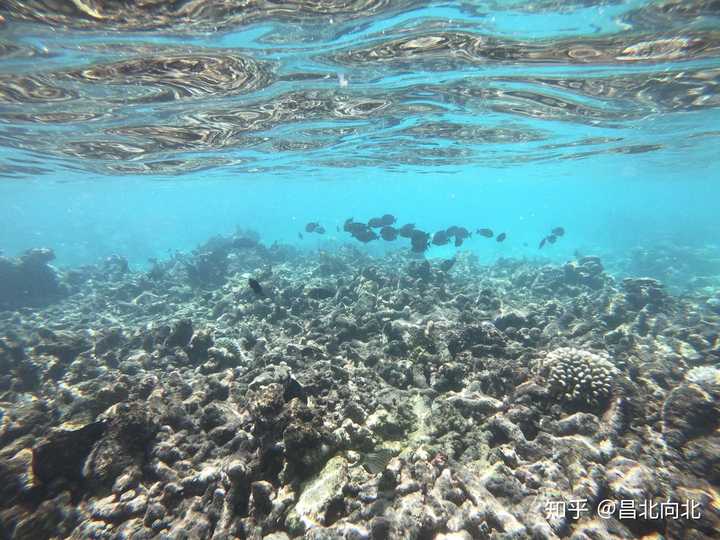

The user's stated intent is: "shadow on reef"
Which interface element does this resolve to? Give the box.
[1,234,720,539]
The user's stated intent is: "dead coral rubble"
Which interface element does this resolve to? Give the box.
[0,240,719,539]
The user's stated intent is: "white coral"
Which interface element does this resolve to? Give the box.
[545,347,617,407]
[685,366,720,388]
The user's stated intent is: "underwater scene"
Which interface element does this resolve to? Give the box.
[1,1,720,539]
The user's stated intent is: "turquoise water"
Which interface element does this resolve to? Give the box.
[0,1,719,270]
[3,4,720,539]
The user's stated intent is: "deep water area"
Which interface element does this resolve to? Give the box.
[1,1,720,540]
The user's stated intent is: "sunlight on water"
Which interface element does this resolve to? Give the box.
[0,1,718,269]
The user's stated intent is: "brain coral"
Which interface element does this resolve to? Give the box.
[545,347,618,408]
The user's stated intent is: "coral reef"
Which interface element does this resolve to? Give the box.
[1,236,719,539]
[0,248,65,309]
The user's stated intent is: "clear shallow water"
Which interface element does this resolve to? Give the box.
[3,5,720,539]
[0,0,719,272]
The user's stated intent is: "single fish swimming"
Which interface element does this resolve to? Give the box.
[432,231,449,246]
[368,217,384,228]
[248,278,264,297]
[354,227,379,243]
[380,214,396,226]
[398,223,415,238]
[380,226,398,241]
[345,220,367,235]
[411,230,430,253]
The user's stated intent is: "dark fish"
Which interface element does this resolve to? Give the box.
[380,226,398,241]
[305,222,318,233]
[496,232,507,242]
[380,214,396,226]
[432,231,449,246]
[344,220,370,241]
[347,221,368,235]
[446,226,460,237]
[298,232,303,240]
[476,228,493,238]
[455,227,471,239]
[368,217,384,228]
[398,223,415,238]
[336,225,340,232]
[454,237,464,247]
[552,227,565,237]
[248,278,264,297]
[440,258,456,272]
[411,230,430,253]
[315,226,326,234]
[547,234,557,244]
[539,237,546,249]
[354,228,379,243]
